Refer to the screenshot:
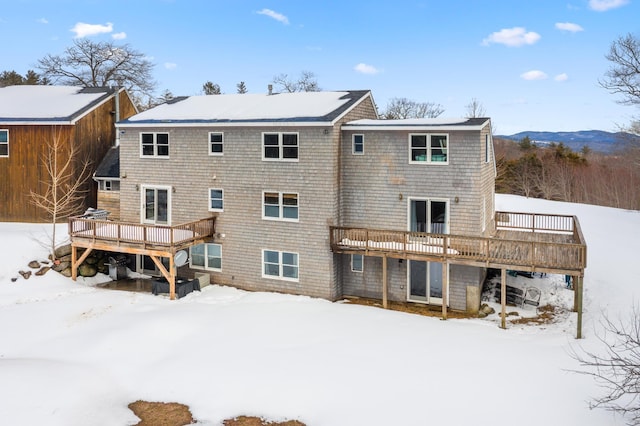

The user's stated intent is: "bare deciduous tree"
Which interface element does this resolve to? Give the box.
[271,71,320,93]
[30,128,92,259]
[465,97,487,118]
[382,97,444,119]
[36,39,156,107]
[600,33,640,106]
[570,307,640,425]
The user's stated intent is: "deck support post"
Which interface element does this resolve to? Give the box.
[575,275,583,339]
[442,261,448,320]
[382,255,388,309]
[500,268,507,329]
[169,255,176,301]
[71,245,94,281]
[71,245,77,281]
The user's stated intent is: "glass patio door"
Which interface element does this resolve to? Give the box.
[408,198,448,304]
[142,186,170,225]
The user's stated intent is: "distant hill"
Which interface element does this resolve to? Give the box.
[496,130,640,153]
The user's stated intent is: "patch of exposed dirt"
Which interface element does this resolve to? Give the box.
[223,416,306,426]
[510,304,570,325]
[128,401,306,426]
[342,297,472,319]
[128,401,194,426]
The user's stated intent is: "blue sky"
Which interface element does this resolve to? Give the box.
[1,0,638,134]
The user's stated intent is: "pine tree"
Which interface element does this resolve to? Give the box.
[236,81,247,94]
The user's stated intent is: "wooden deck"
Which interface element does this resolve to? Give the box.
[68,216,215,299]
[330,211,586,275]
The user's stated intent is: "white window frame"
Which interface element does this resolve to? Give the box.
[209,132,224,156]
[262,191,299,221]
[352,134,364,155]
[351,254,364,272]
[140,184,172,225]
[409,133,449,164]
[485,133,491,163]
[262,249,299,281]
[190,243,222,271]
[0,129,8,157]
[262,132,299,161]
[209,188,224,212]
[140,132,170,158]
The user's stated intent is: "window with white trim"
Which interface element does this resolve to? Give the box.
[263,191,298,221]
[263,249,298,281]
[99,180,120,191]
[352,134,364,155]
[209,132,223,155]
[263,132,298,160]
[141,132,169,157]
[209,188,224,211]
[409,134,448,163]
[351,254,364,272]
[190,243,222,271]
[0,129,8,157]
[485,134,491,163]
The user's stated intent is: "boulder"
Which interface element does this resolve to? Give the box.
[35,266,50,276]
[59,267,72,277]
[78,263,98,277]
[53,261,70,272]
[28,260,41,269]
[54,244,72,259]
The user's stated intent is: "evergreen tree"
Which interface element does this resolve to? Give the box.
[236,81,248,94]
[202,81,221,95]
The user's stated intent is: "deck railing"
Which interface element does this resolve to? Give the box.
[68,216,215,249]
[330,212,586,273]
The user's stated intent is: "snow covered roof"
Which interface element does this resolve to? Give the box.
[0,85,117,125]
[119,90,372,127]
[344,117,491,131]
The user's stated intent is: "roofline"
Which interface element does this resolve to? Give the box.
[0,86,122,125]
[343,118,491,132]
[342,124,489,131]
[117,120,336,128]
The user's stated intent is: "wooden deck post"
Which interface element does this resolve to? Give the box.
[382,255,388,309]
[71,245,77,281]
[442,261,448,320]
[500,268,507,329]
[575,275,583,339]
[169,255,176,301]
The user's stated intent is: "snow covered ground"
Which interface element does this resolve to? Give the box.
[0,194,638,425]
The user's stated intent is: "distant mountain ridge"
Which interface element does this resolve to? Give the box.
[496,130,640,153]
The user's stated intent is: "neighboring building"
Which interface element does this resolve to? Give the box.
[75,90,586,333]
[0,85,137,222]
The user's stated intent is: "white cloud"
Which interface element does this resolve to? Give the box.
[257,8,289,25]
[521,70,548,80]
[37,18,48,24]
[70,22,113,38]
[555,73,569,82]
[482,27,541,47]
[112,32,127,40]
[164,62,177,70]
[589,0,629,11]
[354,63,380,75]
[555,22,584,32]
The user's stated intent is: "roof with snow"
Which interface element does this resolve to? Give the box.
[343,117,491,131]
[0,85,117,125]
[118,90,372,127]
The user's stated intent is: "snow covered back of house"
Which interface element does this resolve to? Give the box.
[0,194,639,425]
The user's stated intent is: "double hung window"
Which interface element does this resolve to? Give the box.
[409,134,448,163]
[141,132,169,157]
[263,132,298,160]
[209,132,223,155]
[263,192,298,221]
[209,188,224,211]
[263,249,299,281]
[352,134,364,155]
[0,130,8,157]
